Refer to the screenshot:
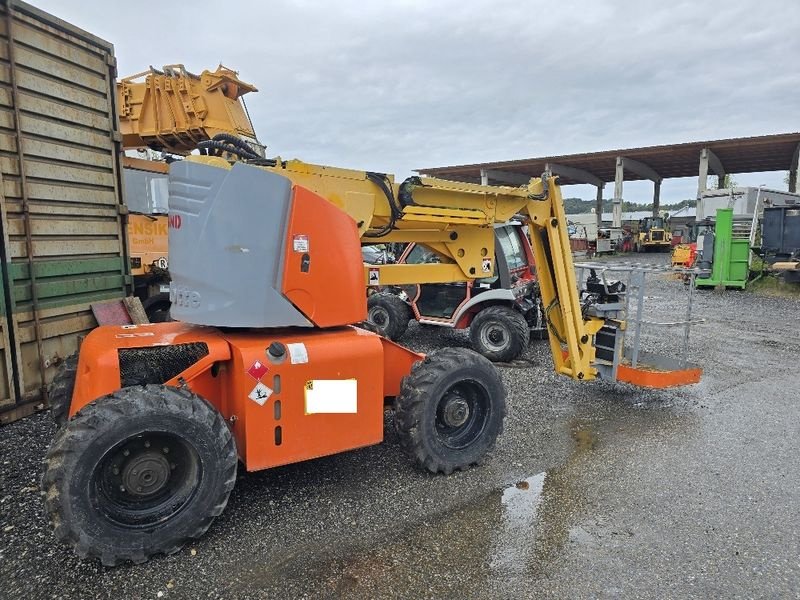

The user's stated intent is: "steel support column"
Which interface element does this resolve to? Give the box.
[789,143,799,194]
[613,157,624,228]
[653,180,662,218]
[595,184,604,232]
[697,148,726,220]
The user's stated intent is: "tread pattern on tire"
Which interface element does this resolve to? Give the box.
[394,347,506,475]
[48,353,78,427]
[469,305,530,362]
[367,292,412,340]
[41,384,237,566]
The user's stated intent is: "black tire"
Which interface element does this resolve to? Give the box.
[147,302,171,323]
[394,348,506,475]
[49,353,78,427]
[367,292,412,340]
[41,385,237,566]
[143,293,172,323]
[469,305,530,362]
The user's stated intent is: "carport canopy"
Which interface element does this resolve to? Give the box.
[416,132,800,227]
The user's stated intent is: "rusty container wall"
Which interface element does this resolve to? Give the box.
[0,1,129,424]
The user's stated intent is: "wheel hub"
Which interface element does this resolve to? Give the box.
[121,450,171,496]
[370,306,389,327]
[441,396,470,428]
[488,327,505,344]
[481,322,509,350]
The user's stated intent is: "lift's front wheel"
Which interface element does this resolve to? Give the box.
[41,385,237,566]
[394,348,506,474]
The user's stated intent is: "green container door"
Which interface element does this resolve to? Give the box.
[696,208,749,290]
[729,239,750,284]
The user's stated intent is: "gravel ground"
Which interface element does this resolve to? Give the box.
[1,252,798,599]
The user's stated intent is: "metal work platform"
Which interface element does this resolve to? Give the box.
[574,262,705,388]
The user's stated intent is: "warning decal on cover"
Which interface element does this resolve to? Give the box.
[287,342,308,364]
[482,257,492,273]
[248,382,273,406]
[304,379,357,414]
[368,268,380,286]
[292,234,309,253]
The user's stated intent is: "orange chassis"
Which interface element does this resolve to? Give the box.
[72,321,421,471]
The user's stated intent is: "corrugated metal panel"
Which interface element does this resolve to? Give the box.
[0,1,129,424]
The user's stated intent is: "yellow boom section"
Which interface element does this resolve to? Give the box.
[118,64,261,155]
[187,155,601,382]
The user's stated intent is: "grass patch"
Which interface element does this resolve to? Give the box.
[748,272,800,298]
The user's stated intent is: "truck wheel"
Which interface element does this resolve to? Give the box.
[367,292,411,340]
[41,385,237,566]
[394,348,506,475]
[49,352,78,427]
[469,306,530,362]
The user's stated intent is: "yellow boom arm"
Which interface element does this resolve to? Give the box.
[188,155,602,382]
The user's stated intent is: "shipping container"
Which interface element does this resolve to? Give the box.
[0,1,129,424]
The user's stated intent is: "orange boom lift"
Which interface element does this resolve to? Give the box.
[42,151,702,566]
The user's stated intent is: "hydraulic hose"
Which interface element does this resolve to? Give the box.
[363,172,402,238]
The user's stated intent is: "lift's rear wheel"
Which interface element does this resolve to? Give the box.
[394,348,506,474]
[469,305,530,362]
[367,292,412,340]
[48,352,78,427]
[41,385,237,566]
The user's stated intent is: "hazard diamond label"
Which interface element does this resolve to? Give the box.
[248,382,273,406]
[247,360,269,381]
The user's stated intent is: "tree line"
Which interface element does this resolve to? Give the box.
[563,197,696,214]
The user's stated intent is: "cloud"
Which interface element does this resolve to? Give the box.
[32,0,800,199]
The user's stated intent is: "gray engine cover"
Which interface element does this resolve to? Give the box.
[168,160,312,328]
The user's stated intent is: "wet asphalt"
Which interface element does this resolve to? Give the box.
[1,252,798,599]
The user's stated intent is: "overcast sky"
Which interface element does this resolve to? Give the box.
[35,0,799,203]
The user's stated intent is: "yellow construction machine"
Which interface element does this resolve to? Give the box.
[635,215,672,252]
[118,64,262,320]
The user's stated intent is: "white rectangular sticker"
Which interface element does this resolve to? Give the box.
[368,268,380,286]
[293,234,309,253]
[304,379,357,414]
[287,342,308,364]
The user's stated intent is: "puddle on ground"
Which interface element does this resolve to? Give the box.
[490,472,547,576]
[229,422,597,597]
[488,419,598,591]
[227,408,695,598]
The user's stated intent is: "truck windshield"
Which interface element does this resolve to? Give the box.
[497,226,528,269]
[123,169,169,215]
